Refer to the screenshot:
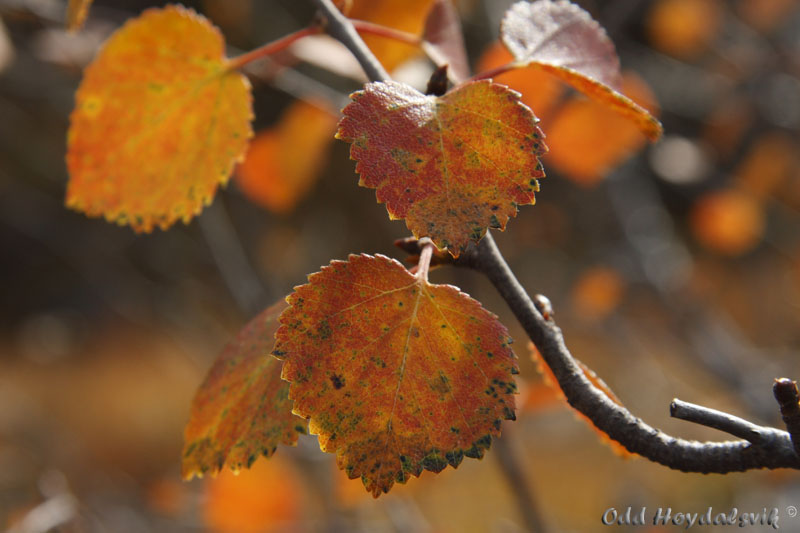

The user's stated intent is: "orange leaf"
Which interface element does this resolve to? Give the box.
[182,300,307,480]
[545,73,658,185]
[646,0,723,59]
[66,0,93,31]
[235,100,337,214]
[273,254,519,496]
[529,342,633,458]
[570,266,625,321]
[336,80,547,256]
[690,188,765,256]
[204,455,302,533]
[476,41,564,122]
[350,0,435,71]
[501,0,662,141]
[66,6,253,232]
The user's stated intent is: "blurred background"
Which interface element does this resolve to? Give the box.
[2,0,800,531]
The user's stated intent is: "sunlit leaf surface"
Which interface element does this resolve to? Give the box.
[337,80,546,256]
[274,254,519,496]
[501,0,662,140]
[66,6,253,231]
[183,300,307,479]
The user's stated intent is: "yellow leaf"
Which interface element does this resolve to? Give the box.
[66,6,253,232]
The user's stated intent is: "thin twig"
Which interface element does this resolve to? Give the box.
[227,26,321,71]
[198,200,268,315]
[669,399,764,445]
[469,61,524,82]
[351,19,421,46]
[493,429,547,533]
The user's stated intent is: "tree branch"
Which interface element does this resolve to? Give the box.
[464,232,800,472]
[312,0,800,476]
[774,378,800,457]
[669,399,765,445]
[310,0,389,83]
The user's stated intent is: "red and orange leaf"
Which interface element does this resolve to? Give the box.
[66,0,93,31]
[500,0,662,141]
[66,6,253,232]
[235,100,337,214]
[421,0,470,83]
[336,80,547,256]
[273,254,519,496]
[529,342,633,458]
[182,300,307,480]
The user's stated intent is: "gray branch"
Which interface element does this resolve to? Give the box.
[311,0,800,476]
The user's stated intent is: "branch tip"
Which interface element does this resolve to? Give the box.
[773,377,800,457]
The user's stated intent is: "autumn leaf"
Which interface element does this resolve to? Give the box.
[529,342,633,458]
[182,300,307,480]
[235,100,337,214]
[66,0,93,31]
[66,6,253,232]
[570,266,625,321]
[545,73,659,185]
[204,455,302,533]
[273,253,518,496]
[476,41,564,122]
[646,0,722,59]
[500,0,662,141]
[421,0,470,83]
[690,188,765,256]
[336,80,546,256]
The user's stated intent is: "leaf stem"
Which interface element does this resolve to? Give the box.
[226,26,322,71]
[351,19,422,46]
[469,61,526,82]
[415,240,435,283]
